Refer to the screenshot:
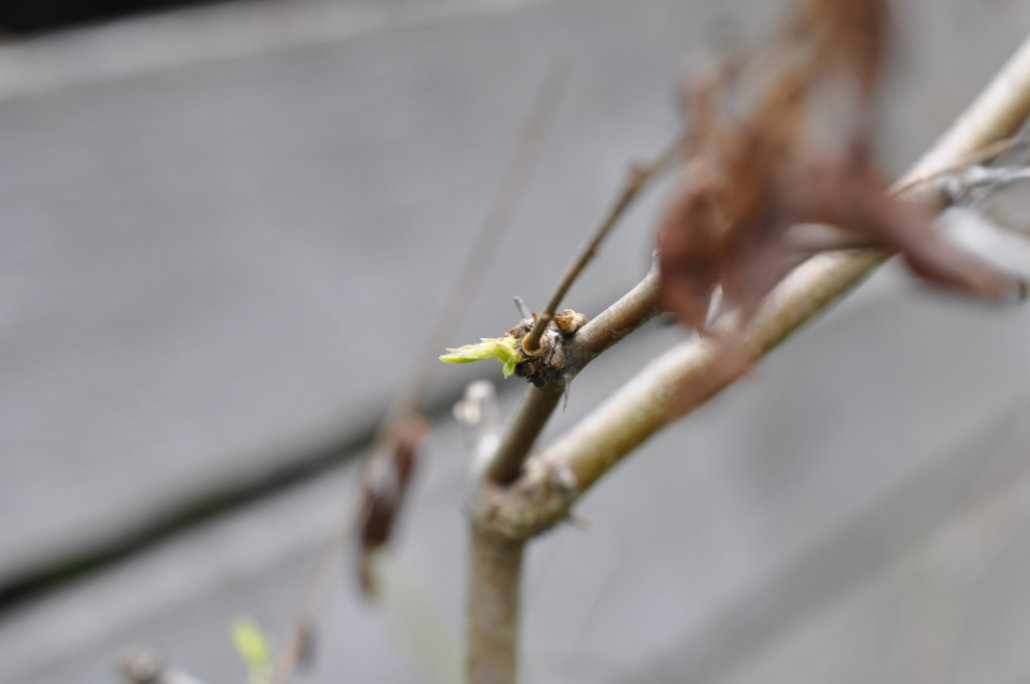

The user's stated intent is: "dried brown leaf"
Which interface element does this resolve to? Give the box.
[792,0,889,96]
[657,0,1025,336]
[788,157,1025,299]
[356,414,429,595]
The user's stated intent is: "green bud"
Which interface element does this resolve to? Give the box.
[229,617,272,681]
[440,336,523,378]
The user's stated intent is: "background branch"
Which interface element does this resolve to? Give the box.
[273,59,570,684]
[373,56,570,442]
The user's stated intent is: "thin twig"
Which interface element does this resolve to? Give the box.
[520,135,686,354]
[270,525,346,684]
[382,56,571,428]
[936,164,1030,200]
[484,136,683,486]
[890,135,1028,197]
[270,59,569,684]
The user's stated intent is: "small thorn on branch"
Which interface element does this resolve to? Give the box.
[513,295,532,319]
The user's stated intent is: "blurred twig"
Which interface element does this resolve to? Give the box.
[489,134,686,487]
[378,56,571,431]
[270,58,570,684]
[891,135,1029,197]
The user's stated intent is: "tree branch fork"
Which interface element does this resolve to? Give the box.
[471,30,1030,543]
[464,31,1030,684]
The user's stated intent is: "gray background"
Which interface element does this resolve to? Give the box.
[3,0,1030,682]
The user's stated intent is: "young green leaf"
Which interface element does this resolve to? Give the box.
[440,337,523,378]
[229,616,272,682]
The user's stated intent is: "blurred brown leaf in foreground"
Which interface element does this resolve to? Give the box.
[658,0,1024,335]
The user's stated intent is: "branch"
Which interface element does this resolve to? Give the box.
[367,56,570,447]
[468,260,662,684]
[935,164,1030,201]
[479,30,1030,541]
[890,134,1029,197]
[485,269,661,483]
[485,383,565,484]
[520,136,684,354]
[466,527,524,684]
[564,267,663,368]
[483,130,681,487]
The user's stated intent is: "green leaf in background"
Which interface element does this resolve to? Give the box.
[230,616,272,682]
[440,336,523,377]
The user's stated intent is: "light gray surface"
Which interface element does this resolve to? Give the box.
[4,0,1030,682]
[3,265,1029,684]
[0,0,690,582]
[1,0,1026,583]
[5,0,1030,588]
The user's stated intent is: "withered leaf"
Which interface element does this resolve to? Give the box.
[788,156,1025,300]
[657,0,1025,335]
[356,414,428,595]
[791,0,890,97]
